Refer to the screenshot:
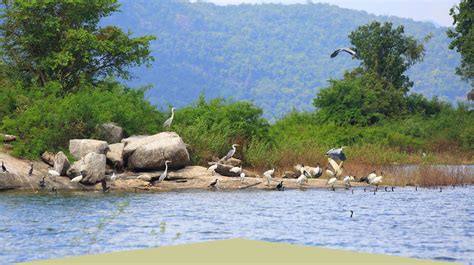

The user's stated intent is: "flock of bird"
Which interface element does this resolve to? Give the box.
[205,144,384,191]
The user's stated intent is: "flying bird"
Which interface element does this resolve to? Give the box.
[330,47,357,58]
[163,107,176,129]
[326,147,347,161]
[328,158,344,178]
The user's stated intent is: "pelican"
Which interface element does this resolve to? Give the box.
[326,147,347,161]
[28,164,34,176]
[1,161,7,172]
[230,165,242,174]
[207,164,218,175]
[369,172,383,187]
[163,107,176,129]
[343,176,355,189]
[71,174,83,183]
[209,179,218,188]
[110,171,117,181]
[330,48,357,58]
[224,144,239,160]
[276,181,284,191]
[263,168,274,186]
[328,158,343,178]
[240,172,246,183]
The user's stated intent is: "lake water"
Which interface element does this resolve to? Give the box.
[0,186,473,264]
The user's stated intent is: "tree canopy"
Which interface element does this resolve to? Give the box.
[447,0,474,85]
[0,0,155,93]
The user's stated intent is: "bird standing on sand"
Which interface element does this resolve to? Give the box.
[360,170,376,183]
[163,107,176,129]
[276,181,284,191]
[39,177,46,189]
[209,179,218,188]
[369,172,383,187]
[263,168,274,186]
[343,176,355,189]
[1,161,7,172]
[326,147,347,161]
[330,48,357,58]
[224,144,239,161]
[149,160,171,185]
[28,164,34,176]
[240,172,246,183]
[101,179,109,192]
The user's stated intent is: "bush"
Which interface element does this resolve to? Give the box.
[1,81,163,159]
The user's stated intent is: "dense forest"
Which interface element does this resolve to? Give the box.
[104,0,471,119]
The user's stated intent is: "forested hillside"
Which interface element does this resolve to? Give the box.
[108,1,468,118]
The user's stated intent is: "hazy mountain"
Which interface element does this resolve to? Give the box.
[103,0,470,119]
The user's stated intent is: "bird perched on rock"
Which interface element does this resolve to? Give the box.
[28,164,34,176]
[326,147,347,161]
[276,181,284,191]
[223,144,239,161]
[207,164,218,175]
[39,177,46,189]
[101,179,109,193]
[1,161,7,172]
[163,107,176,129]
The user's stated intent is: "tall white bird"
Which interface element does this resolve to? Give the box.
[163,107,176,129]
[240,172,246,183]
[330,48,357,58]
[360,170,377,183]
[156,160,171,184]
[230,165,242,174]
[297,174,307,186]
[71,174,83,183]
[223,144,239,160]
[263,168,274,186]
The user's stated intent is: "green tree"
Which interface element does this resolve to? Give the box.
[348,21,425,93]
[447,0,474,84]
[0,0,155,92]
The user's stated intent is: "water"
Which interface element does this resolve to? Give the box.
[0,187,473,264]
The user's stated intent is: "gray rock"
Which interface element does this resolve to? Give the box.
[67,152,106,184]
[69,139,109,160]
[282,170,299,179]
[41,151,55,167]
[97,122,123,144]
[123,132,190,171]
[53,151,70,176]
[220,158,241,167]
[106,143,124,169]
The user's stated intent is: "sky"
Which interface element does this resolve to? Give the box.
[197,0,459,27]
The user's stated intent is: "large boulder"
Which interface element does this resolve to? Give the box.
[106,143,124,169]
[53,151,70,176]
[67,152,106,184]
[97,122,123,144]
[69,139,109,160]
[123,132,190,171]
[41,151,55,166]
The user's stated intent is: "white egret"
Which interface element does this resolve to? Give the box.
[163,107,176,129]
[296,174,307,186]
[327,177,337,191]
[343,176,355,189]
